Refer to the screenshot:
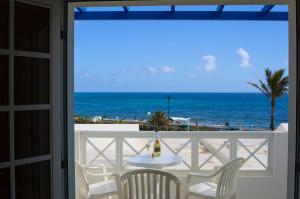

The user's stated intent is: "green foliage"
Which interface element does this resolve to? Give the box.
[248,68,288,99]
[74,115,90,124]
[148,111,168,131]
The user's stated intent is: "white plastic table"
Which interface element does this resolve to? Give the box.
[127,154,182,169]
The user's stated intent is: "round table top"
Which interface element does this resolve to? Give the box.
[127,154,182,169]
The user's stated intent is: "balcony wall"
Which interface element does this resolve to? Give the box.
[74,124,288,199]
[236,130,288,199]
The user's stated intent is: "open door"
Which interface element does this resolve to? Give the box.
[0,0,63,198]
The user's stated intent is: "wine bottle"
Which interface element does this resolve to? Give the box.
[153,132,161,157]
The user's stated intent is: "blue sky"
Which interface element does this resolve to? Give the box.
[75,6,288,92]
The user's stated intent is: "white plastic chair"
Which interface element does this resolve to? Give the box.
[121,169,181,199]
[75,161,123,199]
[185,158,245,199]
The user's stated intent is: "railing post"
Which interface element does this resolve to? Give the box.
[268,135,274,174]
[191,135,199,172]
[116,136,123,172]
[230,136,237,161]
[80,132,87,164]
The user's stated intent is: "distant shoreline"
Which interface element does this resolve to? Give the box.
[74,92,288,130]
[74,115,269,131]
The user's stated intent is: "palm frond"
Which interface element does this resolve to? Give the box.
[275,76,289,97]
[273,69,285,79]
[270,69,285,92]
[259,80,271,96]
[265,68,272,86]
[247,81,270,97]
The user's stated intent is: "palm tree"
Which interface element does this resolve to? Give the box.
[248,68,288,130]
[149,111,168,131]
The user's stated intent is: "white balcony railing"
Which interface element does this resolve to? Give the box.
[75,130,279,176]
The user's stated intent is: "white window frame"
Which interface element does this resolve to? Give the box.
[66,1,297,199]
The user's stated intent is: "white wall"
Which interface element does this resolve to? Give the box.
[236,131,288,199]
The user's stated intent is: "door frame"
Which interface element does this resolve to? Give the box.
[294,0,300,198]
[66,1,297,199]
[50,0,64,198]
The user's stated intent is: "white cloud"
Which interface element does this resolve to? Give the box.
[147,66,157,74]
[203,55,217,71]
[237,48,252,68]
[161,66,175,73]
[81,72,97,80]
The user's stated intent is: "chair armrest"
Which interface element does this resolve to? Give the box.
[83,164,108,176]
[185,171,221,198]
[187,171,220,179]
[85,171,123,180]
[85,171,113,177]
[83,164,106,172]
[84,164,105,169]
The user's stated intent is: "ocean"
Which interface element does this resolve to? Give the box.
[74,92,288,129]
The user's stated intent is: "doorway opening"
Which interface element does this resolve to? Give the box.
[67,2,296,199]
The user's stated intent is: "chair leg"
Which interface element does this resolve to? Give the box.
[230,193,236,199]
[118,192,124,199]
[184,193,189,199]
[185,175,192,199]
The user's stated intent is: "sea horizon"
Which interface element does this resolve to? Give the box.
[74,92,288,129]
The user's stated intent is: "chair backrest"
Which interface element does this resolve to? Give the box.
[75,161,89,198]
[216,158,245,198]
[121,169,181,199]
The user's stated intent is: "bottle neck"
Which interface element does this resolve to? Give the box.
[155,132,160,139]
